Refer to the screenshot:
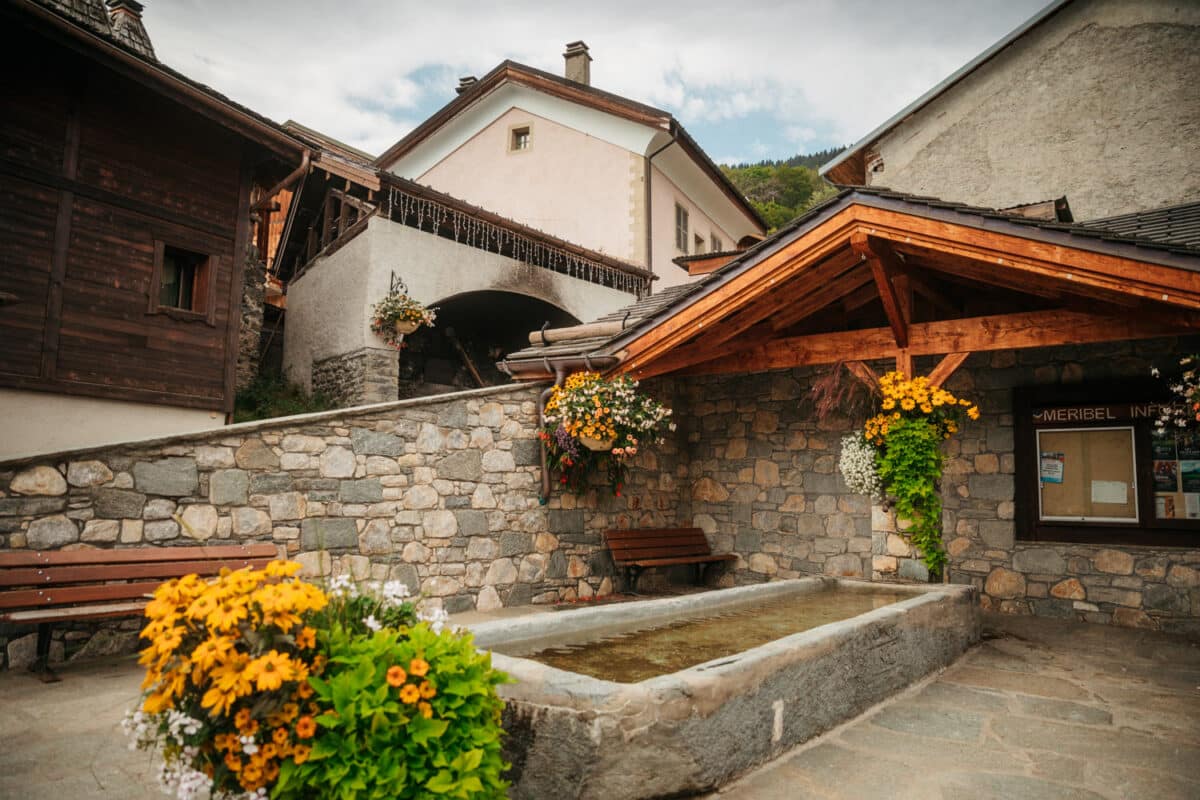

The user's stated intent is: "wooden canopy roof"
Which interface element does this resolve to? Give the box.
[501,187,1200,383]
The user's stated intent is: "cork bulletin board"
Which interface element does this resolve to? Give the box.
[1037,427,1138,521]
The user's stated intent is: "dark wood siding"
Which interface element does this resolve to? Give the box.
[0,25,250,411]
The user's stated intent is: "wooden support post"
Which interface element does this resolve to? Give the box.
[928,352,971,386]
[895,348,913,377]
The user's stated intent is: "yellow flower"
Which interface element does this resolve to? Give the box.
[920,404,932,414]
[881,399,895,410]
[246,650,297,692]
[207,599,248,632]
[900,398,916,411]
[967,406,980,420]
[190,635,235,673]
[292,745,311,764]
[399,684,420,704]
[294,626,316,650]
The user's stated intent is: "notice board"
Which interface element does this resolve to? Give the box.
[1037,427,1137,521]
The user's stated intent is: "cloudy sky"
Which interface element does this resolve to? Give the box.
[144,0,1048,165]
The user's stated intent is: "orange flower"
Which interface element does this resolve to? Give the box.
[296,681,314,700]
[224,752,242,772]
[292,745,311,765]
[234,708,253,731]
[418,701,433,719]
[272,727,289,746]
[399,684,420,704]
[294,626,316,649]
[418,680,436,699]
[296,715,316,739]
[386,665,407,687]
[408,657,429,677]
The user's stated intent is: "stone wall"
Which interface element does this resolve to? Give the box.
[0,382,685,668]
[312,348,399,406]
[236,250,267,392]
[936,339,1200,636]
[679,369,873,584]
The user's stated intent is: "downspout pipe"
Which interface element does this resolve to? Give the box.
[644,136,676,288]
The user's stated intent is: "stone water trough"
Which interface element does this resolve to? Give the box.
[471,577,979,799]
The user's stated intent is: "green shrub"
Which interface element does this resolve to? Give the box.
[273,581,510,799]
[233,373,333,423]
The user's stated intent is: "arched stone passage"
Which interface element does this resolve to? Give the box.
[399,291,580,396]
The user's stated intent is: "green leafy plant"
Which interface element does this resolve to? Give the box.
[275,620,509,799]
[271,575,509,799]
[234,373,333,422]
[873,417,947,578]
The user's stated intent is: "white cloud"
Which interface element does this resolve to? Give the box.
[143,0,1048,157]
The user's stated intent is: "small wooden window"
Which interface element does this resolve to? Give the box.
[150,241,214,323]
[694,233,705,255]
[675,203,689,252]
[711,234,723,253]
[510,125,531,152]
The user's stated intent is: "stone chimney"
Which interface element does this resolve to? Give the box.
[563,41,591,86]
[106,0,156,61]
[456,76,478,95]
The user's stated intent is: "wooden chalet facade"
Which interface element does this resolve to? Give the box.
[0,0,306,459]
[505,188,1200,632]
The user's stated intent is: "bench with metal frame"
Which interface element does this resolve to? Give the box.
[602,527,735,593]
[0,544,276,681]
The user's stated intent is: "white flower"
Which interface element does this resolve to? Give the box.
[328,574,355,598]
[382,580,410,606]
[418,606,450,634]
[838,433,882,499]
[240,736,258,756]
[363,614,382,632]
[1150,366,1160,377]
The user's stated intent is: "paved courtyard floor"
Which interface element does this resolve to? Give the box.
[0,612,1196,799]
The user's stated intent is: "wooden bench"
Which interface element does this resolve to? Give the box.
[603,528,736,593]
[0,544,276,681]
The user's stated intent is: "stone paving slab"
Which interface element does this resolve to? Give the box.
[711,613,1200,799]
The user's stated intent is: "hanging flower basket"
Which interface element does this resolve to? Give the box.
[370,279,436,349]
[541,372,674,496]
[838,371,980,579]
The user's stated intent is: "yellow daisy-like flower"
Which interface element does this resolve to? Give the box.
[245,650,297,692]
[881,399,895,410]
[900,398,916,411]
[190,635,235,674]
[206,599,249,632]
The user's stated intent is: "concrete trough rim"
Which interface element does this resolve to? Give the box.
[474,578,975,711]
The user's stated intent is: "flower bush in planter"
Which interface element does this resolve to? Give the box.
[540,371,674,496]
[370,284,436,349]
[839,371,979,577]
[124,563,508,800]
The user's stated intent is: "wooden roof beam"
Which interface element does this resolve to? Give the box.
[928,352,971,385]
[676,307,1200,377]
[851,233,908,347]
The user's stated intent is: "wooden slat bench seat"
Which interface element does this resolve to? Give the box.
[0,544,276,681]
[603,528,736,592]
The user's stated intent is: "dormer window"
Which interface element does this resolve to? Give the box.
[510,125,531,152]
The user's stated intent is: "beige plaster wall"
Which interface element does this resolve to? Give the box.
[650,165,735,288]
[864,0,1200,221]
[419,108,640,264]
[0,388,222,461]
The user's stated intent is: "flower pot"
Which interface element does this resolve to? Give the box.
[579,435,615,452]
[394,319,419,335]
